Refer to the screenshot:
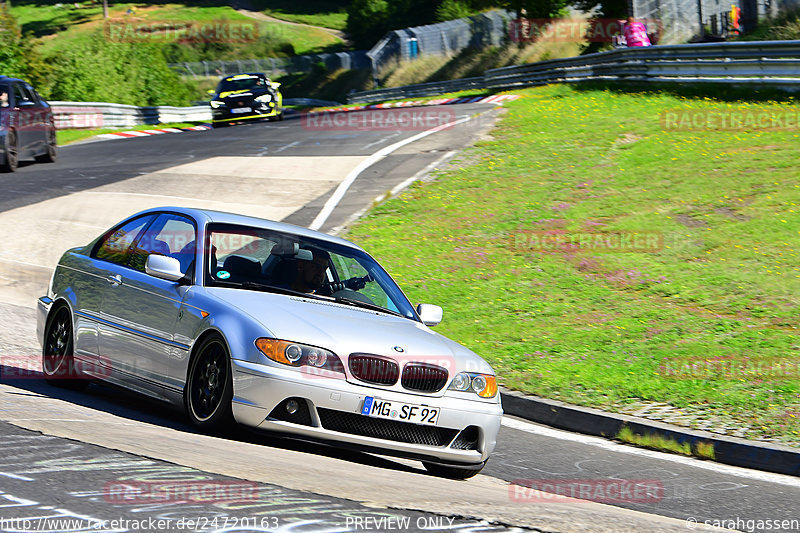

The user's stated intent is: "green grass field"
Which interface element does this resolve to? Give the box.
[252,0,348,30]
[13,2,341,55]
[346,84,800,445]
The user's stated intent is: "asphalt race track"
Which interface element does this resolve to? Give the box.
[0,104,797,533]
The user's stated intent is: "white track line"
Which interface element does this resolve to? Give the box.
[502,417,800,488]
[308,116,471,231]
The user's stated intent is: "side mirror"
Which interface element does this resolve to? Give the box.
[145,254,185,282]
[270,82,281,89]
[416,304,443,327]
[206,89,216,96]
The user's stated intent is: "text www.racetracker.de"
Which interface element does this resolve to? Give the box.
[0,515,282,531]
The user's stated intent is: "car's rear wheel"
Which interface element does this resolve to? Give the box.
[422,460,485,479]
[2,130,18,172]
[185,334,234,431]
[212,121,229,129]
[42,306,87,389]
[36,128,57,163]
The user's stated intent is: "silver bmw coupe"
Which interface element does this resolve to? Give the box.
[37,207,502,478]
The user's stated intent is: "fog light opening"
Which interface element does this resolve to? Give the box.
[286,399,299,415]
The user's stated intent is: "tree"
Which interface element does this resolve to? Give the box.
[572,0,628,18]
[346,0,391,49]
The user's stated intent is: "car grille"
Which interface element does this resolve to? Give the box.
[317,408,458,447]
[401,363,448,393]
[348,354,399,385]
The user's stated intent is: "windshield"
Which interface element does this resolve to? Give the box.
[216,76,265,94]
[204,223,418,320]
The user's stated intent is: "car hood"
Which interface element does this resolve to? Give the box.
[205,287,492,374]
[218,87,275,101]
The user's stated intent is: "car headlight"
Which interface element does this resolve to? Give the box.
[255,94,273,103]
[255,338,344,373]
[448,372,498,398]
[210,100,225,108]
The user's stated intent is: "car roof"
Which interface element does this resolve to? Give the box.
[222,73,265,80]
[0,76,27,84]
[126,206,364,251]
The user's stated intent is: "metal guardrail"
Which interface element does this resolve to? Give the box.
[348,40,800,104]
[50,101,211,129]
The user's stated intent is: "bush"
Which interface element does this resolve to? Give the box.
[47,31,195,106]
[0,6,53,93]
[436,0,473,22]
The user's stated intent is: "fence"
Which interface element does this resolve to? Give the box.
[366,10,513,77]
[170,51,371,79]
[632,0,783,43]
[50,102,212,129]
[348,40,800,104]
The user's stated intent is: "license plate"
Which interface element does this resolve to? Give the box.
[231,107,252,114]
[361,396,439,425]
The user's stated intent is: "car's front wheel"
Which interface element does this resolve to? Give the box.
[42,305,87,389]
[185,334,234,431]
[1,130,18,172]
[422,460,485,479]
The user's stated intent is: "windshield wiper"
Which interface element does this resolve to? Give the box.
[334,296,403,317]
[239,282,326,299]
[214,280,321,299]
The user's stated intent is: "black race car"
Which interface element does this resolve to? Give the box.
[208,73,283,128]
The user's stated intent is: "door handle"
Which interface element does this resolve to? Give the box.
[106,274,123,286]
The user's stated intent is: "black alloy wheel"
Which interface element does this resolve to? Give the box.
[42,306,87,389]
[185,335,234,431]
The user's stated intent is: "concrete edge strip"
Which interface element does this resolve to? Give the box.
[96,125,212,140]
[500,389,800,477]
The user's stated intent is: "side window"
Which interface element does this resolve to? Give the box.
[129,214,196,274]
[94,216,154,266]
[24,86,40,104]
[13,84,29,104]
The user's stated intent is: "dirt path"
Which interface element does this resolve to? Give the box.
[229,0,348,43]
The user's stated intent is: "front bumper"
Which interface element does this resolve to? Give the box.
[212,103,281,123]
[36,296,54,348]
[231,359,503,465]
